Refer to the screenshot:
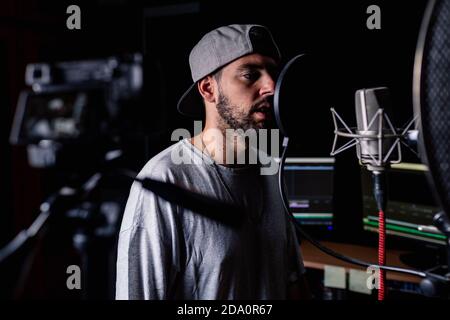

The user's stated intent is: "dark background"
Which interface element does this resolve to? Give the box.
[0,0,431,299]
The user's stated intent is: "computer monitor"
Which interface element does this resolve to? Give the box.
[284,157,335,227]
[361,162,446,245]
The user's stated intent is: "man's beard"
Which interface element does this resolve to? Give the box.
[215,88,274,132]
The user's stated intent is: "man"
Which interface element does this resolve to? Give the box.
[116,24,309,299]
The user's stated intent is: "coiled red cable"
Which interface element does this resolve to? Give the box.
[378,209,386,300]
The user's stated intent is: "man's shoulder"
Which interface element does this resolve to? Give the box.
[137,138,200,182]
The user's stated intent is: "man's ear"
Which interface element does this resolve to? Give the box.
[197,76,216,103]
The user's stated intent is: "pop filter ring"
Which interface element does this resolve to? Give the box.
[274,53,306,138]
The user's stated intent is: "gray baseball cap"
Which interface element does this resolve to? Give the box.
[177,24,281,118]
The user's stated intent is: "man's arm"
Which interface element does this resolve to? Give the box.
[116,178,182,300]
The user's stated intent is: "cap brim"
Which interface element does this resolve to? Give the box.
[177,82,205,119]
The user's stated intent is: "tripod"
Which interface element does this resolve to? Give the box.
[0,172,124,299]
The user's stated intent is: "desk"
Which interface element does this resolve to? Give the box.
[301,241,422,284]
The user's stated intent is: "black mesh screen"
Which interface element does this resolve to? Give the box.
[418,0,450,215]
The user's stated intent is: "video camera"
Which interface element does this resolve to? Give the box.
[10,53,143,169]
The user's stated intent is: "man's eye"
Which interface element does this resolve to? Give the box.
[242,72,259,81]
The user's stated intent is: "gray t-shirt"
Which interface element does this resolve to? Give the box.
[115,138,305,299]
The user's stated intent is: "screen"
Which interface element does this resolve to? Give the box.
[284,157,335,227]
[361,162,446,245]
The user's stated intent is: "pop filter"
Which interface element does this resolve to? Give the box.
[274,54,331,147]
[413,0,450,217]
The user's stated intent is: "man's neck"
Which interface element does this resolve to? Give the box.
[190,125,254,168]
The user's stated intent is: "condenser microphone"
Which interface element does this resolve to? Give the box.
[331,87,416,173]
[355,87,395,172]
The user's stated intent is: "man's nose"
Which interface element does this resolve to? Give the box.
[259,73,276,97]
